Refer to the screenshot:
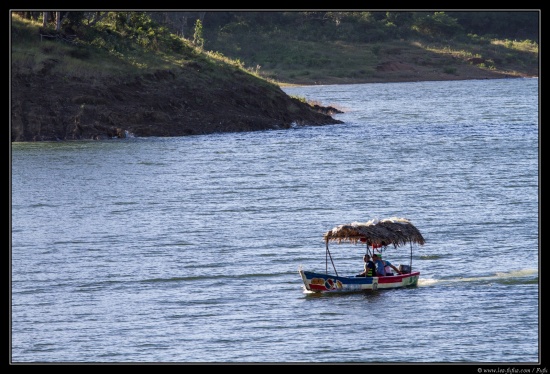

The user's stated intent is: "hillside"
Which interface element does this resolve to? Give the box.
[10,13,342,142]
[11,62,342,142]
[199,12,539,86]
[10,11,539,142]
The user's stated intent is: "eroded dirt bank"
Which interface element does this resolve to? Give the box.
[11,63,343,142]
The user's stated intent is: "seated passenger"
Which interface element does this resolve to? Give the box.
[372,253,386,276]
[379,254,402,275]
[356,254,375,277]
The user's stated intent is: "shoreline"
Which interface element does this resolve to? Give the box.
[277,72,538,87]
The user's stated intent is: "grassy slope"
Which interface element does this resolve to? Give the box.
[11,13,539,87]
[203,27,539,86]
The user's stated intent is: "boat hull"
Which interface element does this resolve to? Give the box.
[299,269,420,293]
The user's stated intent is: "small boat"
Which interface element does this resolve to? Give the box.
[299,217,425,293]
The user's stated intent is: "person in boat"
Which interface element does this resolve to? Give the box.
[379,254,402,276]
[356,254,376,277]
[372,253,386,276]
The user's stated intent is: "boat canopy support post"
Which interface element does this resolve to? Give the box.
[409,241,413,272]
[325,240,339,276]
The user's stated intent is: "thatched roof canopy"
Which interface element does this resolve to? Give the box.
[323,217,425,248]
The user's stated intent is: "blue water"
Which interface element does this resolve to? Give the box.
[11,78,539,363]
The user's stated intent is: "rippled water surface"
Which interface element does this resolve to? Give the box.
[11,78,539,363]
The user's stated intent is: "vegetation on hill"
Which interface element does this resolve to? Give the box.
[195,11,538,85]
[10,11,539,141]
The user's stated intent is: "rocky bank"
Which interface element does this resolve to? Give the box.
[11,61,343,142]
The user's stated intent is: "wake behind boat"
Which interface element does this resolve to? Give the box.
[299,217,425,293]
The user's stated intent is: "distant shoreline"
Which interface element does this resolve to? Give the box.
[278,71,538,87]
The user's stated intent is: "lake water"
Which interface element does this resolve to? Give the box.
[10,78,540,364]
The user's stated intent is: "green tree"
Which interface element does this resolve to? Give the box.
[193,18,204,48]
[411,11,462,37]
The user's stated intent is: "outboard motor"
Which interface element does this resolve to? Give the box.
[399,264,411,274]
